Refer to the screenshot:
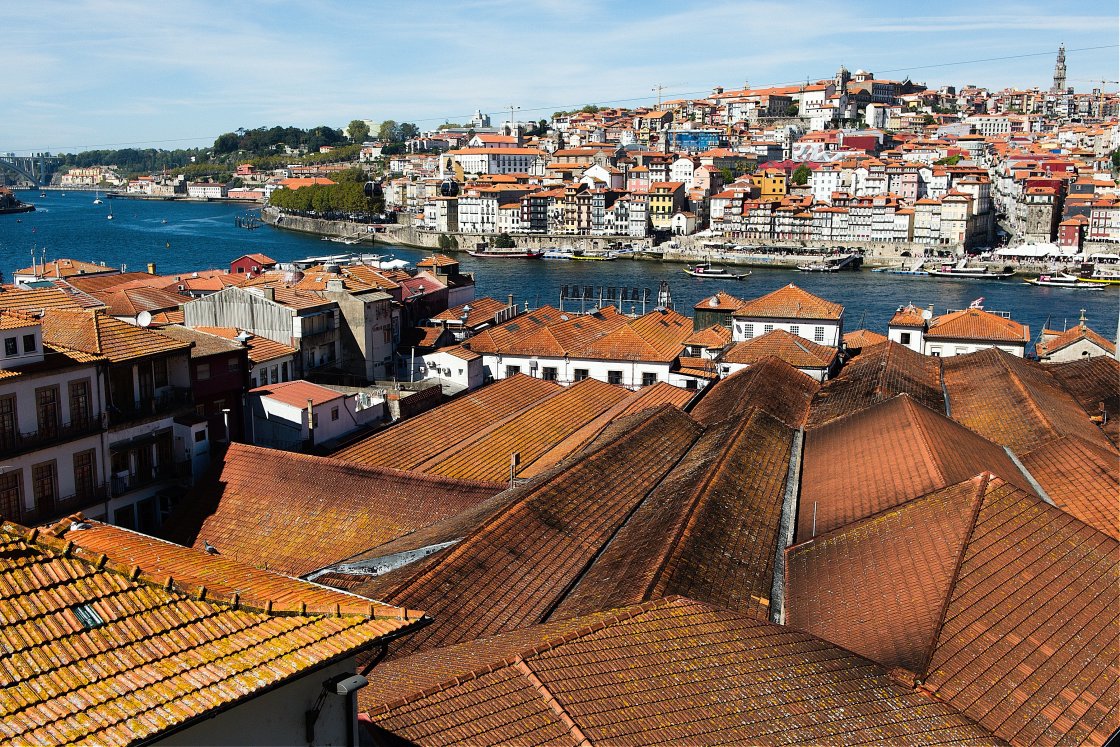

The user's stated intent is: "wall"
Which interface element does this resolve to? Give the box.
[483,352,694,390]
[184,288,296,349]
[732,317,843,347]
[923,339,1026,358]
[1042,338,1114,363]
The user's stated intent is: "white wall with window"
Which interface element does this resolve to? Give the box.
[732,315,842,347]
[481,352,705,390]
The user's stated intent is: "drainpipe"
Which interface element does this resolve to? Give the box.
[306,398,315,449]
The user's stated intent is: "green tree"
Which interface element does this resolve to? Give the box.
[493,232,515,248]
[213,133,240,154]
[785,102,799,117]
[791,164,811,185]
[438,233,452,250]
[377,120,399,142]
[398,122,420,141]
[348,120,371,143]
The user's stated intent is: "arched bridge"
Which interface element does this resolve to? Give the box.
[0,153,60,187]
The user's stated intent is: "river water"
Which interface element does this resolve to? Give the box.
[2,191,1117,344]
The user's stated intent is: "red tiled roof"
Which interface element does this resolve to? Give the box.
[1047,355,1119,447]
[785,473,1119,745]
[1036,323,1114,358]
[431,297,510,327]
[13,258,118,279]
[843,328,889,349]
[161,443,504,577]
[942,348,1113,453]
[0,517,421,744]
[799,394,1037,541]
[926,307,1028,343]
[692,356,819,428]
[39,309,191,362]
[251,379,343,408]
[807,340,944,427]
[0,286,94,312]
[684,324,733,348]
[362,597,1004,746]
[732,283,844,320]
[889,302,929,328]
[192,326,296,363]
[1019,435,1119,539]
[723,328,838,369]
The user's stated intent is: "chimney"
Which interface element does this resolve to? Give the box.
[147,262,157,275]
[326,279,344,292]
[507,293,514,309]
[263,287,275,302]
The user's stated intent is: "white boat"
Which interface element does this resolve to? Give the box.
[570,251,617,261]
[1024,274,1104,290]
[92,190,102,205]
[798,262,839,272]
[684,261,749,280]
[542,249,574,260]
[927,260,1013,279]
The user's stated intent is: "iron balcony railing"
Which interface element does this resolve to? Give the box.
[0,417,103,458]
[108,387,193,426]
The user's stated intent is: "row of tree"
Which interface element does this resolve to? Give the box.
[268,181,384,215]
[55,148,206,175]
[212,125,348,156]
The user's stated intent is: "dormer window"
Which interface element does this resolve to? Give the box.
[4,338,15,356]
[23,335,36,353]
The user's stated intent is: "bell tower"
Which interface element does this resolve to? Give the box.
[1051,44,1067,93]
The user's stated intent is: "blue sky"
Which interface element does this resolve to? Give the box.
[5,0,1117,154]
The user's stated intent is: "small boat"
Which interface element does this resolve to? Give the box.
[466,248,544,259]
[1024,274,1104,290]
[92,190,102,205]
[927,260,1014,279]
[684,261,749,280]
[107,205,114,221]
[39,193,46,198]
[571,251,617,261]
[798,261,839,272]
[542,249,574,260]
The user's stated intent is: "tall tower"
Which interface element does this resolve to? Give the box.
[1052,44,1067,92]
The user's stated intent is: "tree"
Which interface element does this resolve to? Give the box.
[348,120,371,143]
[398,122,420,141]
[377,120,398,143]
[791,164,811,186]
[493,232,515,249]
[785,102,799,117]
[213,133,240,154]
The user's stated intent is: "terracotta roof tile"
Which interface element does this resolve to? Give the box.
[926,308,1029,344]
[889,303,930,328]
[723,328,838,369]
[1047,356,1119,447]
[152,324,244,358]
[942,348,1113,453]
[0,286,93,312]
[843,328,889,349]
[192,326,296,363]
[364,597,1003,746]
[1036,323,1114,358]
[1019,436,1119,539]
[160,443,503,577]
[38,309,191,362]
[732,283,844,321]
[373,406,704,659]
[694,290,746,312]
[691,356,820,428]
[431,297,510,327]
[0,518,422,744]
[799,394,1037,541]
[250,379,344,408]
[808,341,944,427]
[332,375,561,470]
[13,258,118,279]
[683,324,732,348]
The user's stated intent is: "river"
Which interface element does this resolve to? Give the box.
[2,191,1117,344]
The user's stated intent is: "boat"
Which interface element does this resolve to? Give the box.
[1024,274,1105,290]
[466,248,544,259]
[542,249,574,260]
[1069,263,1120,285]
[571,251,617,261]
[684,261,749,280]
[106,204,114,221]
[926,260,1014,279]
[92,190,102,205]
[798,261,839,272]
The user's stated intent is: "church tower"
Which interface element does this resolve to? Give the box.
[1052,44,1067,92]
[834,64,851,93]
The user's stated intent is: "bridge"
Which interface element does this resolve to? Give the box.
[0,153,60,187]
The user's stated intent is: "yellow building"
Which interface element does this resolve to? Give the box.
[751,168,788,200]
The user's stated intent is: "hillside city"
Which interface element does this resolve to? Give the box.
[0,47,1117,746]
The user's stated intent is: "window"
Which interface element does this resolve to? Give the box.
[900,332,911,345]
[35,386,60,437]
[930,347,942,357]
[789,325,799,337]
[4,338,16,356]
[281,362,289,382]
[196,363,211,381]
[72,603,104,629]
[0,395,16,450]
[331,407,339,421]
[573,368,589,381]
[607,370,623,385]
[743,324,754,339]
[153,358,168,388]
[814,326,825,342]
[73,450,96,502]
[31,461,57,512]
[271,366,279,384]
[250,375,257,388]
[113,503,136,530]
[0,470,21,519]
[505,365,521,377]
[22,335,36,353]
[763,324,774,334]
[641,372,657,386]
[684,379,698,390]
[69,379,91,426]
[227,358,240,373]
[541,366,558,382]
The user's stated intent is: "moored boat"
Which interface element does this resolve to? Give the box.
[542,249,574,260]
[927,260,1014,279]
[797,262,839,272]
[466,248,544,259]
[684,261,749,280]
[571,251,617,261]
[1024,274,1105,290]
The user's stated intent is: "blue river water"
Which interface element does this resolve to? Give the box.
[2,191,1117,345]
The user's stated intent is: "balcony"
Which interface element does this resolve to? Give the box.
[108,387,193,427]
[0,418,104,459]
[110,462,188,496]
[19,482,109,526]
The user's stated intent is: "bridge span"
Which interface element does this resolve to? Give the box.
[0,153,60,187]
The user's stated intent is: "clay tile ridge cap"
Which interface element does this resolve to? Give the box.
[23,514,424,622]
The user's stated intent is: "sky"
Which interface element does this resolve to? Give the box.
[4,0,1118,154]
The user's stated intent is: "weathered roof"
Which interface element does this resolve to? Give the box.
[191,326,296,363]
[554,408,794,621]
[731,283,844,320]
[13,258,118,279]
[160,443,503,578]
[889,303,929,328]
[363,597,1004,746]
[369,406,704,659]
[1036,323,1114,358]
[0,286,94,312]
[723,328,838,369]
[1019,435,1119,538]
[1046,355,1119,447]
[799,394,1036,541]
[925,307,1029,343]
[0,517,422,745]
[93,286,184,317]
[431,297,510,327]
[39,309,191,362]
[251,379,343,408]
[691,356,820,429]
[682,323,732,348]
[807,340,944,427]
[332,375,561,470]
[942,347,1113,454]
[153,324,244,358]
[843,328,889,349]
[785,473,1118,746]
[693,290,745,311]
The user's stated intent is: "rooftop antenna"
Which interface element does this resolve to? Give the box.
[652,84,665,110]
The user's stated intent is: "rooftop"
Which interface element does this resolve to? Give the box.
[731,283,844,321]
[39,309,191,363]
[723,328,838,370]
[250,379,344,408]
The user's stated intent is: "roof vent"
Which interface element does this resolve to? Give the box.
[69,521,91,532]
[235,330,253,345]
[72,603,104,629]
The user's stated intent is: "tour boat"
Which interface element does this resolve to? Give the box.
[466,248,544,259]
[1024,274,1104,290]
[797,261,839,273]
[542,249,574,260]
[926,260,1013,279]
[571,251,617,261]
[684,261,749,280]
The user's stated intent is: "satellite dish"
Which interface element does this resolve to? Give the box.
[136,311,153,328]
[921,308,933,320]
